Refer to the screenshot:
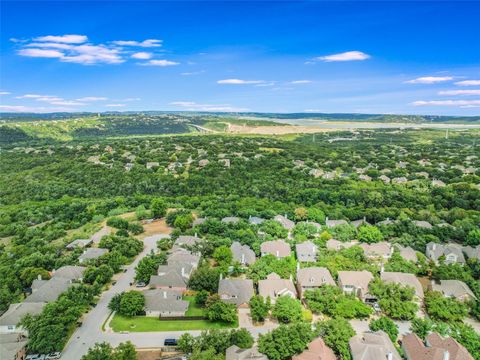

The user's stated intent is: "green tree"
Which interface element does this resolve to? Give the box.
[205,298,237,323]
[19,267,51,287]
[358,225,383,244]
[189,266,221,293]
[466,229,480,246]
[369,316,399,342]
[213,245,233,267]
[258,323,314,360]
[119,291,145,317]
[369,279,418,320]
[272,296,303,323]
[109,292,123,312]
[151,198,167,218]
[249,295,270,322]
[230,328,254,349]
[425,290,468,322]
[384,250,419,274]
[195,290,210,307]
[174,213,194,231]
[316,318,355,360]
[135,252,166,283]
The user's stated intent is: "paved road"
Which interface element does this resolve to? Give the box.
[61,234,167,359]
[61,234,276,359]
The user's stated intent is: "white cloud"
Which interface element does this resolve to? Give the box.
[26,42,75,50]
[50,101,85,106]
[76,97,108,101]
[121,98,141,101]
[140,59,179,66]
[0,91,11,95]
[112,39,162,47]
[405,76,453,84]
[61,44,124,64]
[34,34,88,44]
[131,52,153,60]
[316,51,370,62]
[171,101,248,112]
[438,90,480,96]
[181,70,206,76]
[106,103,126,107]
[412,100,480,106]
[0,105,74,112]
[217,79,264,85]
[18,48,64,58]
[290,80,312,84]
[455,80,480,86]
[15,94,62,102]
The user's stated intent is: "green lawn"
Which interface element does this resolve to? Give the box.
[110,314,238,332]
[183,296,205,317]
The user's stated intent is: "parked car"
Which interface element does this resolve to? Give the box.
[164,338,178,346]
[136,281,146,287]
[46,353,61,360]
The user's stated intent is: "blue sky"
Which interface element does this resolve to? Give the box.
[1,1,479,115]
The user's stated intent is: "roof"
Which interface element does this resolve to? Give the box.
[274,215,295,230]
[463,245,480,260]
[360,242,392,258]
[249,216,265,225]
[152,262,193,288]
[292,338,336,360]
[426,243,466,264]
[258,273,298,299]
[326,239,355,250]
[174,235,202,247]
[78,247,108,261]
[230,242,256,265]
[193,218,207,226]
[395,245,418,263]
[338,271,373,292]
[413,220,433,229]
[0,338,27,360]
[296,241,318,262]
[351,218,370,228]
[52,265,86,281]
[167,249,200,267]
[222,217,241,224]
[381,272,424,299]
[218,279,254,306]
[0,302,46,326]
[432,280,476,300]
[261,240,291,258]
[226,345,268,360]
[297,267,335,287]
[143,289,189,313]
[325,219,348,228]
[402,332,474,360]
[349,331,401,360]
[24,277,73,303]
[66,238,92,249]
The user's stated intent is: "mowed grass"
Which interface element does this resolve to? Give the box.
[183,296,205,317]
[110,314,237,332]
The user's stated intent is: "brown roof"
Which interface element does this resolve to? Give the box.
[292,338,336,360]
[260,240,291,258]
[381,272,424,299]
[402,333,474,360]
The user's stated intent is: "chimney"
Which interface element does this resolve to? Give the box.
[194,232,197,238]
[37,274,42,281]
[325,216,329,224]
[380,265,384,273]
[181,267,185,277]
[220,273,223,280]
[163,291,167,299]
[241,254,245,264]
[284,213,288,219]
[387,352,393,360]
[443,351,449,360]
[276,250,279,258]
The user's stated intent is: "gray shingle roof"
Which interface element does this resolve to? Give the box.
[297,267,335,287]
[0,302,46,326]
[24,278,73,303]
[78,248,108,262]
[295,241,318,262]
[261,240,291,258]
[350,331,401,360]
[143,289,189,313]
[274,215,295,230]
[231,242,256,265]
[218,279,254,306]
[432,280,476,300]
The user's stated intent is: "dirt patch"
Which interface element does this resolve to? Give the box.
[136,349,162,360]
[139,219,172,239]
[227,124,336,135]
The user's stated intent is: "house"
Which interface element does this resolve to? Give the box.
[379,175,391,184]
[274,215,295,231]
[192,217,207,226]
[149,262,194,291]
[432,179,446,187]
[146,162,159,169]
[78,248,108,263]
[349,331,402,360]
[198,159,209,167]
[360,242,393,260]
[66,238,92,250]
[395,244,418,263]
[173,235,203,251]
[258,273,298,303]
[296,267,335,298]
[351,217,370,228]
[296,241,318,263]
[381,272,424,300]
[337,271,374,302]
[248,216,265,225]
[402,332,474,360]
[413,220,433,229]
[143,289,189,317]
[260,240,291,258]
[51,265,86,282]
[218,279,254,307]
[376,218,396,226]
[222,217,241,224]
[231,242,256,266]
[358,174,372,182]
[0,333,28,360]
[325,218,348,228]
[426,243,466,265]
[24,277,73,303]
[431,280,476,302]
[463,245,480,261]
[292,338,336,360]
[326,239,355,251]
[0,302,46,333]
[167,249,201,268]
[392,177,408,184]
[226,345,268,360]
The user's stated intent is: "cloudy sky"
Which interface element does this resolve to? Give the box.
[1,1,479,115]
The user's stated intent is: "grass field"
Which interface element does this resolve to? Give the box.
[184,296,205,317]
[110,314,238,332]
